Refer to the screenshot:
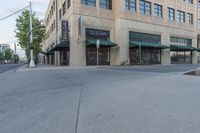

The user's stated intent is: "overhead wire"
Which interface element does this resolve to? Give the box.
[0,5,29,21]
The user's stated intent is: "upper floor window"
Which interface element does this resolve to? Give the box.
[198,0,200,9]
[81,0,96,6]
[198,19,200,28]
[125,0,136,12]
[168,7,175,21]
[99,0,112,10]
[187,13,193,24]
[53,20,56,29]
[177,10,185,23]
[67,0,71,8]
[63,1,66,15]
[154,4,162,18]
[59,9,62,20]
[53,1,55,11]
[188,0,193,4]
[139,0,151,15]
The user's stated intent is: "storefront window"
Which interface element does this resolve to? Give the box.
[130,48,161,65]
[171,51,192,64]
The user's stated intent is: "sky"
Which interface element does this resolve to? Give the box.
[0,0,49,58]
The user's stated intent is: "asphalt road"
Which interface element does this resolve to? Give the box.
[0,64,200,133]
[0,64,22,73]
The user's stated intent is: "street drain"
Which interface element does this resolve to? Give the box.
[184,70,200,76]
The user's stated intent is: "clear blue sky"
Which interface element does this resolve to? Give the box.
[0,0,49,57]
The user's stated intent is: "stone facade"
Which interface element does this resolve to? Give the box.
[42,0,199,66]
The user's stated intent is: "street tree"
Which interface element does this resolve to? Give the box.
[15,9,45,63]
[0,51,4,64]
[4,49,12,61]
[13,54,20,64]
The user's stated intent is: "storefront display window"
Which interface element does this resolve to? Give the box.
[130,48,161,65]
[171,51,192,64]
[86,28,111,66]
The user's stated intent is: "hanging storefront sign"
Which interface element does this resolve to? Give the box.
[78,16,83,38]
[62,20,69,40]
[86,28,110,39]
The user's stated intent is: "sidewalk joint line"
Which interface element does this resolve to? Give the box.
[75,84,84,133]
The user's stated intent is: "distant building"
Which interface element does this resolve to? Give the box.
[0,44,10,53]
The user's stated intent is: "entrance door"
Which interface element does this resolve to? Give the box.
[60,50,69,65]
[86,46,110,66]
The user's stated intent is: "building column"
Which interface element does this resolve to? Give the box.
[161,33,171,65]
[49,55,52,65]
[192,34,198,64]
[161,49,171,65]
[57,51,61,66]
[115,18,129,65]
[45,55,48,64]
[60,51,63,65]
[69,15,86,66]
[192,51,198,64]
[54,51,57,65]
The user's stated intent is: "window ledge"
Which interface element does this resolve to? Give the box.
[99,8,113,12]
[124,9,136,14]
[80,4,96,9]
[139,13,152,17]
[153,16,163,20]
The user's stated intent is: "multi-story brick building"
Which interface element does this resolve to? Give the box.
[42,0,200,66]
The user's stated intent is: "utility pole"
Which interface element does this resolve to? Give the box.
[96,39,100,66]
[29,1,36,67]
[14,42,17,54]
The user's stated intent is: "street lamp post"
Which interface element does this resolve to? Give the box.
[29,1,36,68]
[96,39,100,66]
[139,43,142,65]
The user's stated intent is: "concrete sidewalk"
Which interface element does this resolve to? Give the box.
[16,64,99,72]
[16,63,200,73]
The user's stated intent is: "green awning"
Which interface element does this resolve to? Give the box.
[196,48,200,52]
[129,41,169,49]
[170,45,197,51]
[86,39,117,47]
[52,40,70,51]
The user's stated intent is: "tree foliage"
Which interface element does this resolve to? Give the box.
[15,9,45,61]
[0,51,4,63]
[13,54,20,64]
[4,49,12,61]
